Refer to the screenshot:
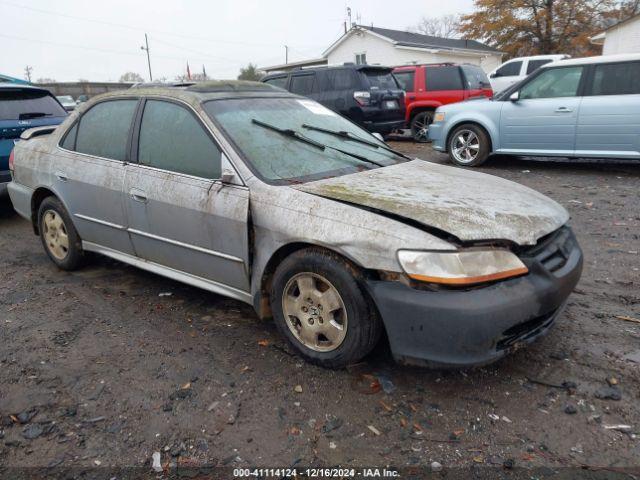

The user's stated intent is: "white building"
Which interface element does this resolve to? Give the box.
[591,13,640,55]
[262,25,503,74]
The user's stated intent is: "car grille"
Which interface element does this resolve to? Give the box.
[521,226,575,274]
[497,309,558,350]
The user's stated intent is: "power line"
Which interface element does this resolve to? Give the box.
[0,0,324,50]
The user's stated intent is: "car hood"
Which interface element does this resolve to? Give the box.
[293,160,569,246]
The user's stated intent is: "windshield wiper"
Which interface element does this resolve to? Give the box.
[302,124,411,160]
[252,119,383,167]
[19,112,52,120]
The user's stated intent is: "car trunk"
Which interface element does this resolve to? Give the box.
[0,88,67,169]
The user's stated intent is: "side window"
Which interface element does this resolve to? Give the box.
[138,100,221,179]
[289,74,316,95]
[495,61,522,77]
[520,67,584,99]
[61,123,78,150]
[526,59,553,75]
[393,71,415,92]
[324,69,355,90]
[591,61,640,96]
[75,100,137,161]
[264,76,288,89]
[425,66,463,91]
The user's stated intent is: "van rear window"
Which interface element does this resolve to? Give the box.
[362,70,398,89]
[0,90,67,121]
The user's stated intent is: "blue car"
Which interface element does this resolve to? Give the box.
[429,53,640,166]
[1,84,67,196]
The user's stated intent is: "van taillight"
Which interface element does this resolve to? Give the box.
[8,149,15,172]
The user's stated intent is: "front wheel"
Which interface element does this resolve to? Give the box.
[270,248,382,368]
[447,124,491,167]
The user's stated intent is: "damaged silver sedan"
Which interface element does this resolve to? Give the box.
[7,81,583,368]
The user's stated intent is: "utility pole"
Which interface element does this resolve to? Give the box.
[284,45,288,64]
[140,33,152,82]
[24,65,33,83]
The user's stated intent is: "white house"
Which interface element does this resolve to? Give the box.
[591,13,640,55]
[262,25,503,74]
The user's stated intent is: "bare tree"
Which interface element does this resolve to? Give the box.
[24,66,33,82]
[119,72,144,83]
[414,14,461,38]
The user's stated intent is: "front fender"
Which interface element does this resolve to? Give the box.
[442,110,500,152]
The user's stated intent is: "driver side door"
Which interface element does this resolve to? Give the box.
[498,66,584,156]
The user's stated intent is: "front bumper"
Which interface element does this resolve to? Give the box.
[427,122,446,151]
[366,227,583,368]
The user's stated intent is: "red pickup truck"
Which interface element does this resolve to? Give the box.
[393,63,493,141]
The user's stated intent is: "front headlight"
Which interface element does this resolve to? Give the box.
[433,112,445,123]
[397,249,528,286]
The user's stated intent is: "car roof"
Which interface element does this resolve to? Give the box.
[542,53,640,68]
[0,83,53,94]
[84,80,294,106]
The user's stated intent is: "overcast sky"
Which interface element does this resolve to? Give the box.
[1,0,474,82]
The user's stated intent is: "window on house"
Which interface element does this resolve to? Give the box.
[355,53,367,65]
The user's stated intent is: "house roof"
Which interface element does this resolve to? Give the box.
[323,25,502,57]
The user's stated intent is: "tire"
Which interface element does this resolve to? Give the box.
[270,248,382,368]
[410,110,434,143]
[38,196,84,270]
[447,123,491,167]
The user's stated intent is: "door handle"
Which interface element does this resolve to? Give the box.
[555,107,573,113]
[55,171,68,182]
[129,188,148,203]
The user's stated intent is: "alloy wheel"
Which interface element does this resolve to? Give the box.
[451,129,481,164]
[282,272,348,352]
[412,112,433,142]
[43,210,69,260]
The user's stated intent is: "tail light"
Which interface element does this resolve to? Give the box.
[353,91,371,106]
[8,148,15,172]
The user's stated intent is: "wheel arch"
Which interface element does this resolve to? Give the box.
[31,187,59,235]
[253,241,371,320]
[445,120,494,154]
[408,103,441,121]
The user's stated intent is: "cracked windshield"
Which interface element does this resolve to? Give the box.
[205,97,405,183]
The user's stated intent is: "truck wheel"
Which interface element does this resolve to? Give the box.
[448,124,490,167]
[270,248,382,368]
[410,111,434,143]
[38,196,84,270]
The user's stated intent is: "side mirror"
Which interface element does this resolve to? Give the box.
[221,168,235,183]
[509,91,520,102]
[372,132,384,142]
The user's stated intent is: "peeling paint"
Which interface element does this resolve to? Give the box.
[294,160,569,245]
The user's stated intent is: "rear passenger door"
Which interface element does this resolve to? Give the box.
[576,61,640,158]
[425,66,465,104]
[57,99,138,255]
[124,98,250,295]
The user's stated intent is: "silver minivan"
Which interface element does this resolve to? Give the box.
[8,81,583,368]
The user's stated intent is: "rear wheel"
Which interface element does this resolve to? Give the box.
[38,196,83,270]
[410,111,434,143]
[447,123,490,167]
[270,248,382,368]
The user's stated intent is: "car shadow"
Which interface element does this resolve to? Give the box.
[0,197,16,219]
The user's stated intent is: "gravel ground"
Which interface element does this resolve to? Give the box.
[0,144,639,473]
